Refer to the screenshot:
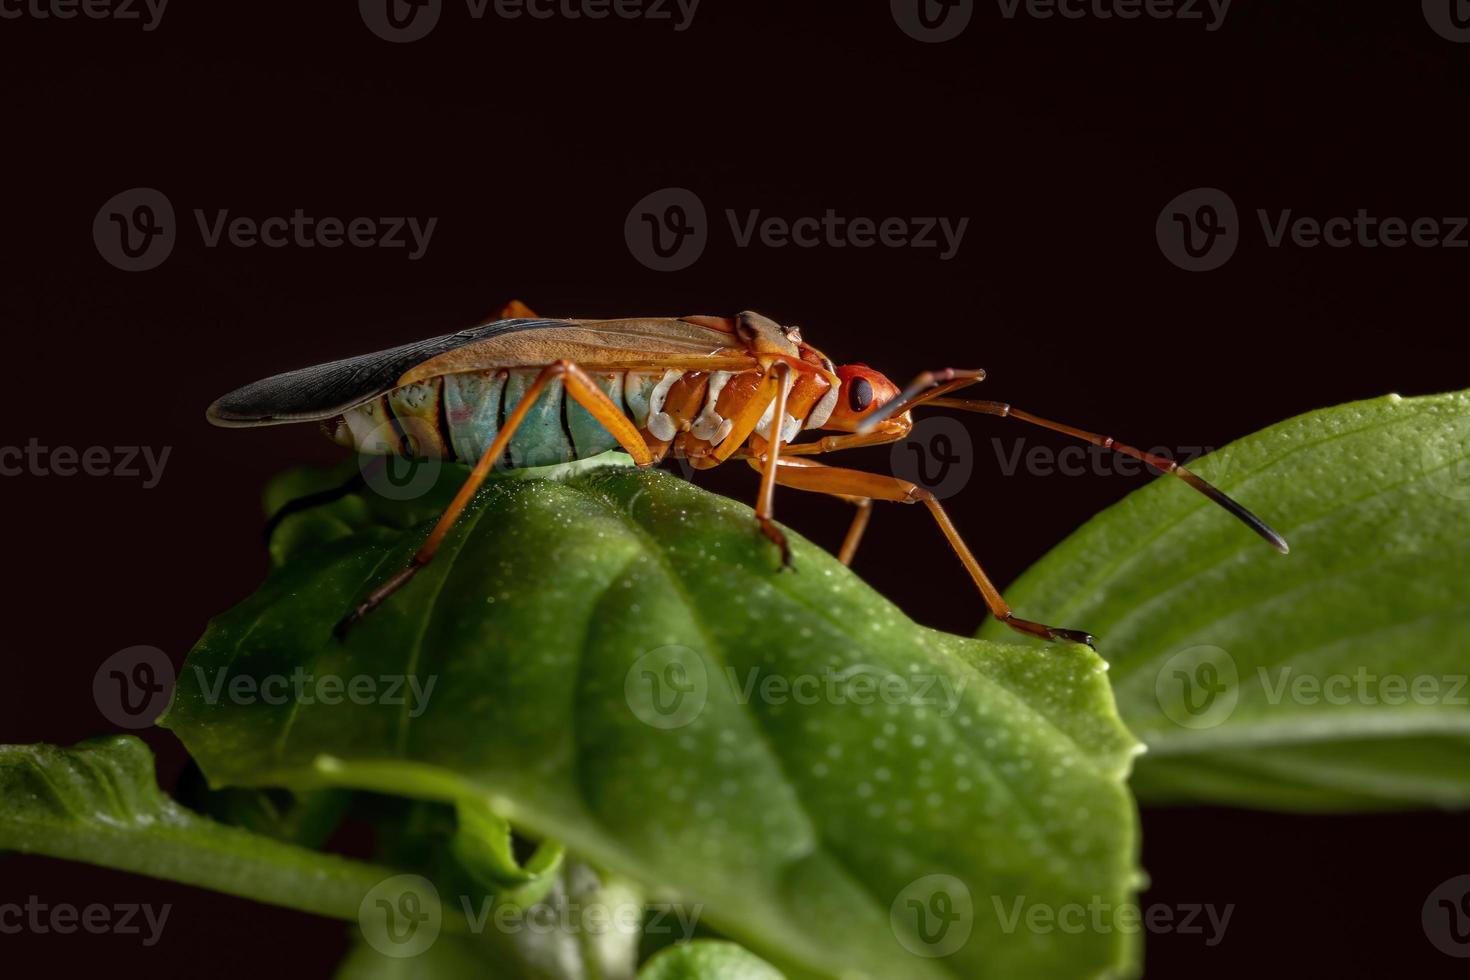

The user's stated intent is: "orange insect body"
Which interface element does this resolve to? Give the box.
[209,301,1286,644]
[311,312,906,472]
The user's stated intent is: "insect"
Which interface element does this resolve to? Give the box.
[209,301,1288,643]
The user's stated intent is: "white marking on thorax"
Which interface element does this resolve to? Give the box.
[804,362,840,430]
[690,370,735,445]
[645,369,683,442]
[756,369,801,445]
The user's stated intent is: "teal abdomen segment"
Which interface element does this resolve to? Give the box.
[503,369,572,468]
[566,372,626,459]
[444,371,506,463]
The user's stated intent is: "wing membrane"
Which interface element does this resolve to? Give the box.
[207,316,744,427]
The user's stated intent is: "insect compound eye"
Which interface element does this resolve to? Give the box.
[848,377,874,413]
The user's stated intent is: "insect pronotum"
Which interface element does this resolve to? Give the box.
[208,301,1288,644]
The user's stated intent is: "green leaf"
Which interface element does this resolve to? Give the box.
[636,941,785,980]
[331,859,645,980]
[174,760,354,848]
[335,933,518,980]
[163,461,1142,980]
[979,391,1470,810]
[0,736,391,919]
[450,797,565,898]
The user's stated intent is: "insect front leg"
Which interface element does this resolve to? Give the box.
[334,358,656,639]
[752,361,796,567]
[754,456,1096,647]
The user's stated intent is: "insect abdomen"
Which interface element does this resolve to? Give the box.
[328,368,658,466]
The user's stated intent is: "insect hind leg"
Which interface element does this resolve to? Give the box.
[334,358,655,640]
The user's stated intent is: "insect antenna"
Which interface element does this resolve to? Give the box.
[861,367,1287,554]
[929,396,1290,555]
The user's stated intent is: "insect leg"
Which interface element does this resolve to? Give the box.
[703,360,803,563]
[334,359,656,639]
[493,299,540,319]
[926,398,1289,554]
[753,361,795,567]
[838,498,874,565]
[745,456,874,565]
[756,457,1095,647]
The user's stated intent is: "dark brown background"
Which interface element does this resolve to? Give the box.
[1,0,1465,976]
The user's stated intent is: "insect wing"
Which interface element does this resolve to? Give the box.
[206,318,573,426]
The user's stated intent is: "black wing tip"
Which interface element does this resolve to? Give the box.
[205,394,274,427]
[205,394,311,428]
